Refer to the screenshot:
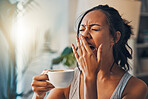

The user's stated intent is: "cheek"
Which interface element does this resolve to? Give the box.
[92,34,104,48]
[93,34,112,49]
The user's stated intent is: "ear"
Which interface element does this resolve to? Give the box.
[110,31,121,46]
[115,31,121,43]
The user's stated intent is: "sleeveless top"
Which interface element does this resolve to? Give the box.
[69,68,132,99]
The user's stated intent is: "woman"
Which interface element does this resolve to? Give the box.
[32,5,147,99]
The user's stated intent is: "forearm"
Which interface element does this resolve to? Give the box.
[84,76,98,99]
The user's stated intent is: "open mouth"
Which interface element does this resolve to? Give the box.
[89,45,95,50]
[89,45,97,56]
[89,45,97,53]
[87,41,97,53]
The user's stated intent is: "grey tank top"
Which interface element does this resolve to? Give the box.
[69,68,132,99]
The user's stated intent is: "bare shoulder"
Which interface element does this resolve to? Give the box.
[123,76,148,99]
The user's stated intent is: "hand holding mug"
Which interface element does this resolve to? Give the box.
[31,70,55,98]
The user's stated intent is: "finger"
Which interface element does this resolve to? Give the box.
[78,57,85,72]
[32,80,54,88]
[80,35,93,53]
[97,44,103,63]
[79,35,87,55]
[32,86,54,92]
[72,44,79,61]
[76,36,83,56]
[33,74,49,81]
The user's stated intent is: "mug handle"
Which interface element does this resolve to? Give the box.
[41,69,51,82]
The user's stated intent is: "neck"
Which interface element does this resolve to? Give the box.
[97,62,114,79]
[97,47,115,79]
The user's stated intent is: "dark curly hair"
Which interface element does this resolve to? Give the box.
[77,5,133,71]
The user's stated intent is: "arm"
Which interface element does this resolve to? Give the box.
[72,35,103,99]
[46,85,70,99]
[84,76,98,99]
[32,93,46,99]
[46,88,66,99]
[32,88,66,99]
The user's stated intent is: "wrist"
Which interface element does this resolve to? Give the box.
[84,72,97,80]
[33,93,46,99]
[84,75,97,83]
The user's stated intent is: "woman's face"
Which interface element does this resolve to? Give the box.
[79,10,114,56]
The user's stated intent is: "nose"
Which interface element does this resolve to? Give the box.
[81,28,92,39]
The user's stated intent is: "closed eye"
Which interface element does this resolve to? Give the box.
[79,29,85,31]
[92,29,99,31]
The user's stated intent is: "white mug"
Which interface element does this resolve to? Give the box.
[46,69,74,88]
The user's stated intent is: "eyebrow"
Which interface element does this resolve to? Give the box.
[80,24,102,27]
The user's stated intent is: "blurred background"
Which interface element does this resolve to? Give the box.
[0,0,147,99]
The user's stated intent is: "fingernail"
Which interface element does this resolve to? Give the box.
[100,44,103,50]
[101,43,103,47]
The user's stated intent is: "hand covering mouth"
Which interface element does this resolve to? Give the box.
[87,42,96,51]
